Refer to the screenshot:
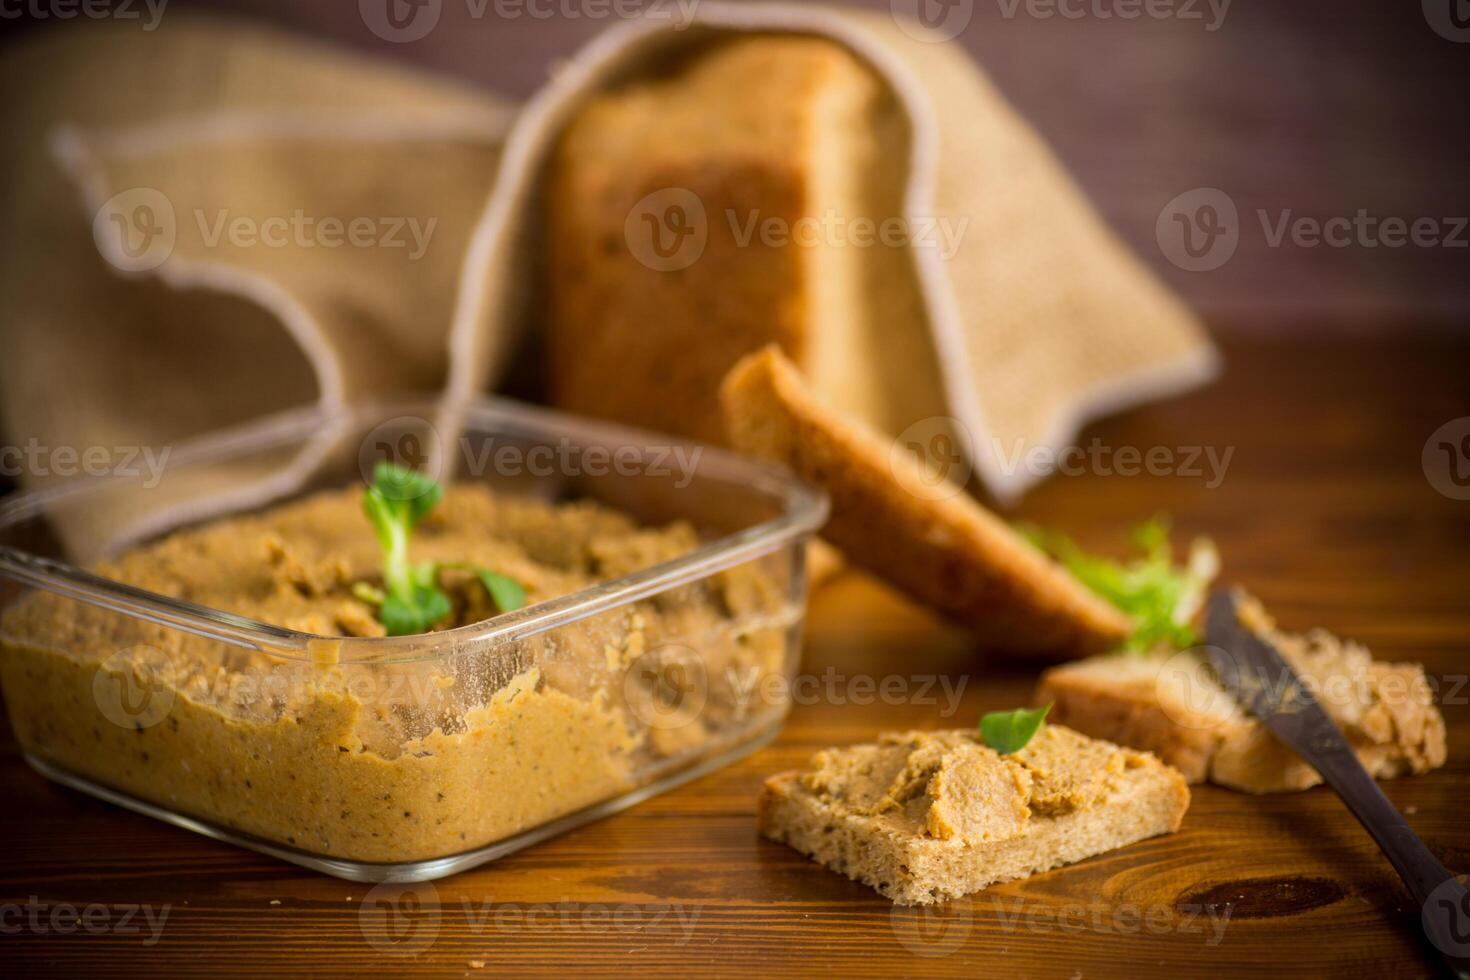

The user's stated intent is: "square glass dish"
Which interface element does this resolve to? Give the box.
[0,397,826,881]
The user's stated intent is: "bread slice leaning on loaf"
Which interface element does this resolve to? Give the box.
[721,345,1131,657]
[1037,595,1448,793]
[759,726,1189,905]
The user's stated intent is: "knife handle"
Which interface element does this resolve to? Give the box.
[1312,745,1470,978]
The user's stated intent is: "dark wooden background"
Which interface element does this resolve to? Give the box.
[1,2,1468,977]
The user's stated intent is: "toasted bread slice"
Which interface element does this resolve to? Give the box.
[720,346,1131,657]
[1037,595,1448,792]
[758,725,1189,904]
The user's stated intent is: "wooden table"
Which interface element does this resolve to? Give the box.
[1,336,1467,977]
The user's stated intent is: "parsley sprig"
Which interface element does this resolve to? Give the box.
[352,463,526,636]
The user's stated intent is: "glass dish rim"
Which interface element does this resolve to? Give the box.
[0,395,828,664]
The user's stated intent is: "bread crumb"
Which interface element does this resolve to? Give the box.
[468,960,485,969]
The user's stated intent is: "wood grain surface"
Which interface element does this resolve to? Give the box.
[1,335,1467,978]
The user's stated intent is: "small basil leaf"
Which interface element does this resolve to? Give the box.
[380,593,427,636]
[477,569,526,614]
[416,585,453,627]
[980,703,1052,754]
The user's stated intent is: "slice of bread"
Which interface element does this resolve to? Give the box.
[721,345,1132,657]
[546,35,941,447]
[1037,595,1448,792]
[758,725,1189,905]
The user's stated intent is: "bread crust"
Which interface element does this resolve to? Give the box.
[721,346,1132,657]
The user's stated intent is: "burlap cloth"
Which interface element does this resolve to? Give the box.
[0,4,1216,554]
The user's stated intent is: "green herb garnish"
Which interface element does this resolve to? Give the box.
[980,704,1051,753]
[1021,516,1218,652]
[353,462,526,636]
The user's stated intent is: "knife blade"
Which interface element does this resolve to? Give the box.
[1206,590,1469,978]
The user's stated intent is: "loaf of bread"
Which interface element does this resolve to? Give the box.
[1037,595,1448,792]
[546,35,938,446]
[759,725,1189,904]
[721,345,1131,656]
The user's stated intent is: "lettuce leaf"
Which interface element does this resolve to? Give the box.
[1021,516,1218,652]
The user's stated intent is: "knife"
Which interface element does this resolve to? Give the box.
[1205,590,1470,978]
